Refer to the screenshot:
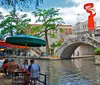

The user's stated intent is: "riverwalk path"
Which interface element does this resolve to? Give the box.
[0,73,12,85]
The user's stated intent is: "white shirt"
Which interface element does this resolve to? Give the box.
[21,64,29,70]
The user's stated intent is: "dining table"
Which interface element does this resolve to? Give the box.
[11,68,30,85]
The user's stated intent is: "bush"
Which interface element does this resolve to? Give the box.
[94,48,100,55]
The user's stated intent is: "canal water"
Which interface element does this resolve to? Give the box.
[15,57,100,85]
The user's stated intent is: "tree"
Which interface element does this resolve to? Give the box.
[32,8,64,55]
[0,0,43,13]
[0,11,31,37]
[0,12,4,19]
[0,11,15,36]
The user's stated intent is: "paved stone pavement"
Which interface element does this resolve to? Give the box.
[0,73,12,85]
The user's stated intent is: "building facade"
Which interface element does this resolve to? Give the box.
[73,18,100,35]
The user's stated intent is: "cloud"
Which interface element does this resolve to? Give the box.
[57,6,87,26]
[58,0,100,26]
[0,7,9,16]
[17,11,36,24]
[71,0,98,4]
[0,8,36,24]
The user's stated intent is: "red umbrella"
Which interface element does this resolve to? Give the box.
[0,40,29,49]
[0,40,12,47]
[11,45,29,49]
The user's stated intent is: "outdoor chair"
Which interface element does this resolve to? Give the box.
[12,71,26,85]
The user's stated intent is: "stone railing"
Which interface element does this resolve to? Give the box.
[55,35,100,56]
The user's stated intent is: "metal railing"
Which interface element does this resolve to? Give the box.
[38,73,47,85]
[30,72,47,85]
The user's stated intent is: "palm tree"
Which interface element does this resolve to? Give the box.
[13,12,31,34]
[32,8,64,55]
[0,11,31,36]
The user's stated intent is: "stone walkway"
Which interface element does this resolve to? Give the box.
[0,73,12,85]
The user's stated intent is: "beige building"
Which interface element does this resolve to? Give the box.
[73,18,100,35]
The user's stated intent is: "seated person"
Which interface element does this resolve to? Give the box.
[20,59,29,70]
[2,59,9,75]
[7,59,19,73]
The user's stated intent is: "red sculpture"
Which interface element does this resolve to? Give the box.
[84,3,96,31]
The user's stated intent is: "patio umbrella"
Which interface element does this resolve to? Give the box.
[6,34,46,57]
[6,34,46,47]
[0,40,12,48]
[0,40,29,49]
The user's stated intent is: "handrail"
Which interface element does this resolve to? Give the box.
[87,36,100,43]
[31,72,47,85]
[55,34,100,56]
[38,72,47,85]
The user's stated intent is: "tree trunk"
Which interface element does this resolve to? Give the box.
[10,23,13,36]
[45,29,50,55]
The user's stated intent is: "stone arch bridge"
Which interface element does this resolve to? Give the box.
[55,35,100,59]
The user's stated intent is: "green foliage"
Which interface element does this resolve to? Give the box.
[0,11,31,37]
[32,8,64,54]
[32,8,64,38]
[59,28,64,33]
[0,34,4,40]
[94,48,100,55]
[51,41,62,48]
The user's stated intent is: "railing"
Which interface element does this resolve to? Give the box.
[38,73,47,85]
[56,34,100,55]
[30,72,47,85]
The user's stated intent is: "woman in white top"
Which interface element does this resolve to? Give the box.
[21,59,29,70]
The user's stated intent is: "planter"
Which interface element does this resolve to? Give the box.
[95,55,100,64]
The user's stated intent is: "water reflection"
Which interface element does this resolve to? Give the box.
[14,57,100,85]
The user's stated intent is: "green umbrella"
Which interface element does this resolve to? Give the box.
[6,34,46,47]
[6,34,46,57]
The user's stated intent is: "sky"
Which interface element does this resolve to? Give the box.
[0,0,100,27]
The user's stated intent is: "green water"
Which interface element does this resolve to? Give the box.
[15,57,100,85]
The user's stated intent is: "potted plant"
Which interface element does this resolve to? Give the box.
[94,48,100,64]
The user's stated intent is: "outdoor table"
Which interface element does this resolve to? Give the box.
[12,68,30,85]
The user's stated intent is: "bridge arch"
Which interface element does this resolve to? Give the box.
[59,42,95,59]
[56,36,100,59]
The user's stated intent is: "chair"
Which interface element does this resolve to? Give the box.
[12,71,26,85]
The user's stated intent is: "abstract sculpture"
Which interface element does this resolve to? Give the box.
[84,3,96,31]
